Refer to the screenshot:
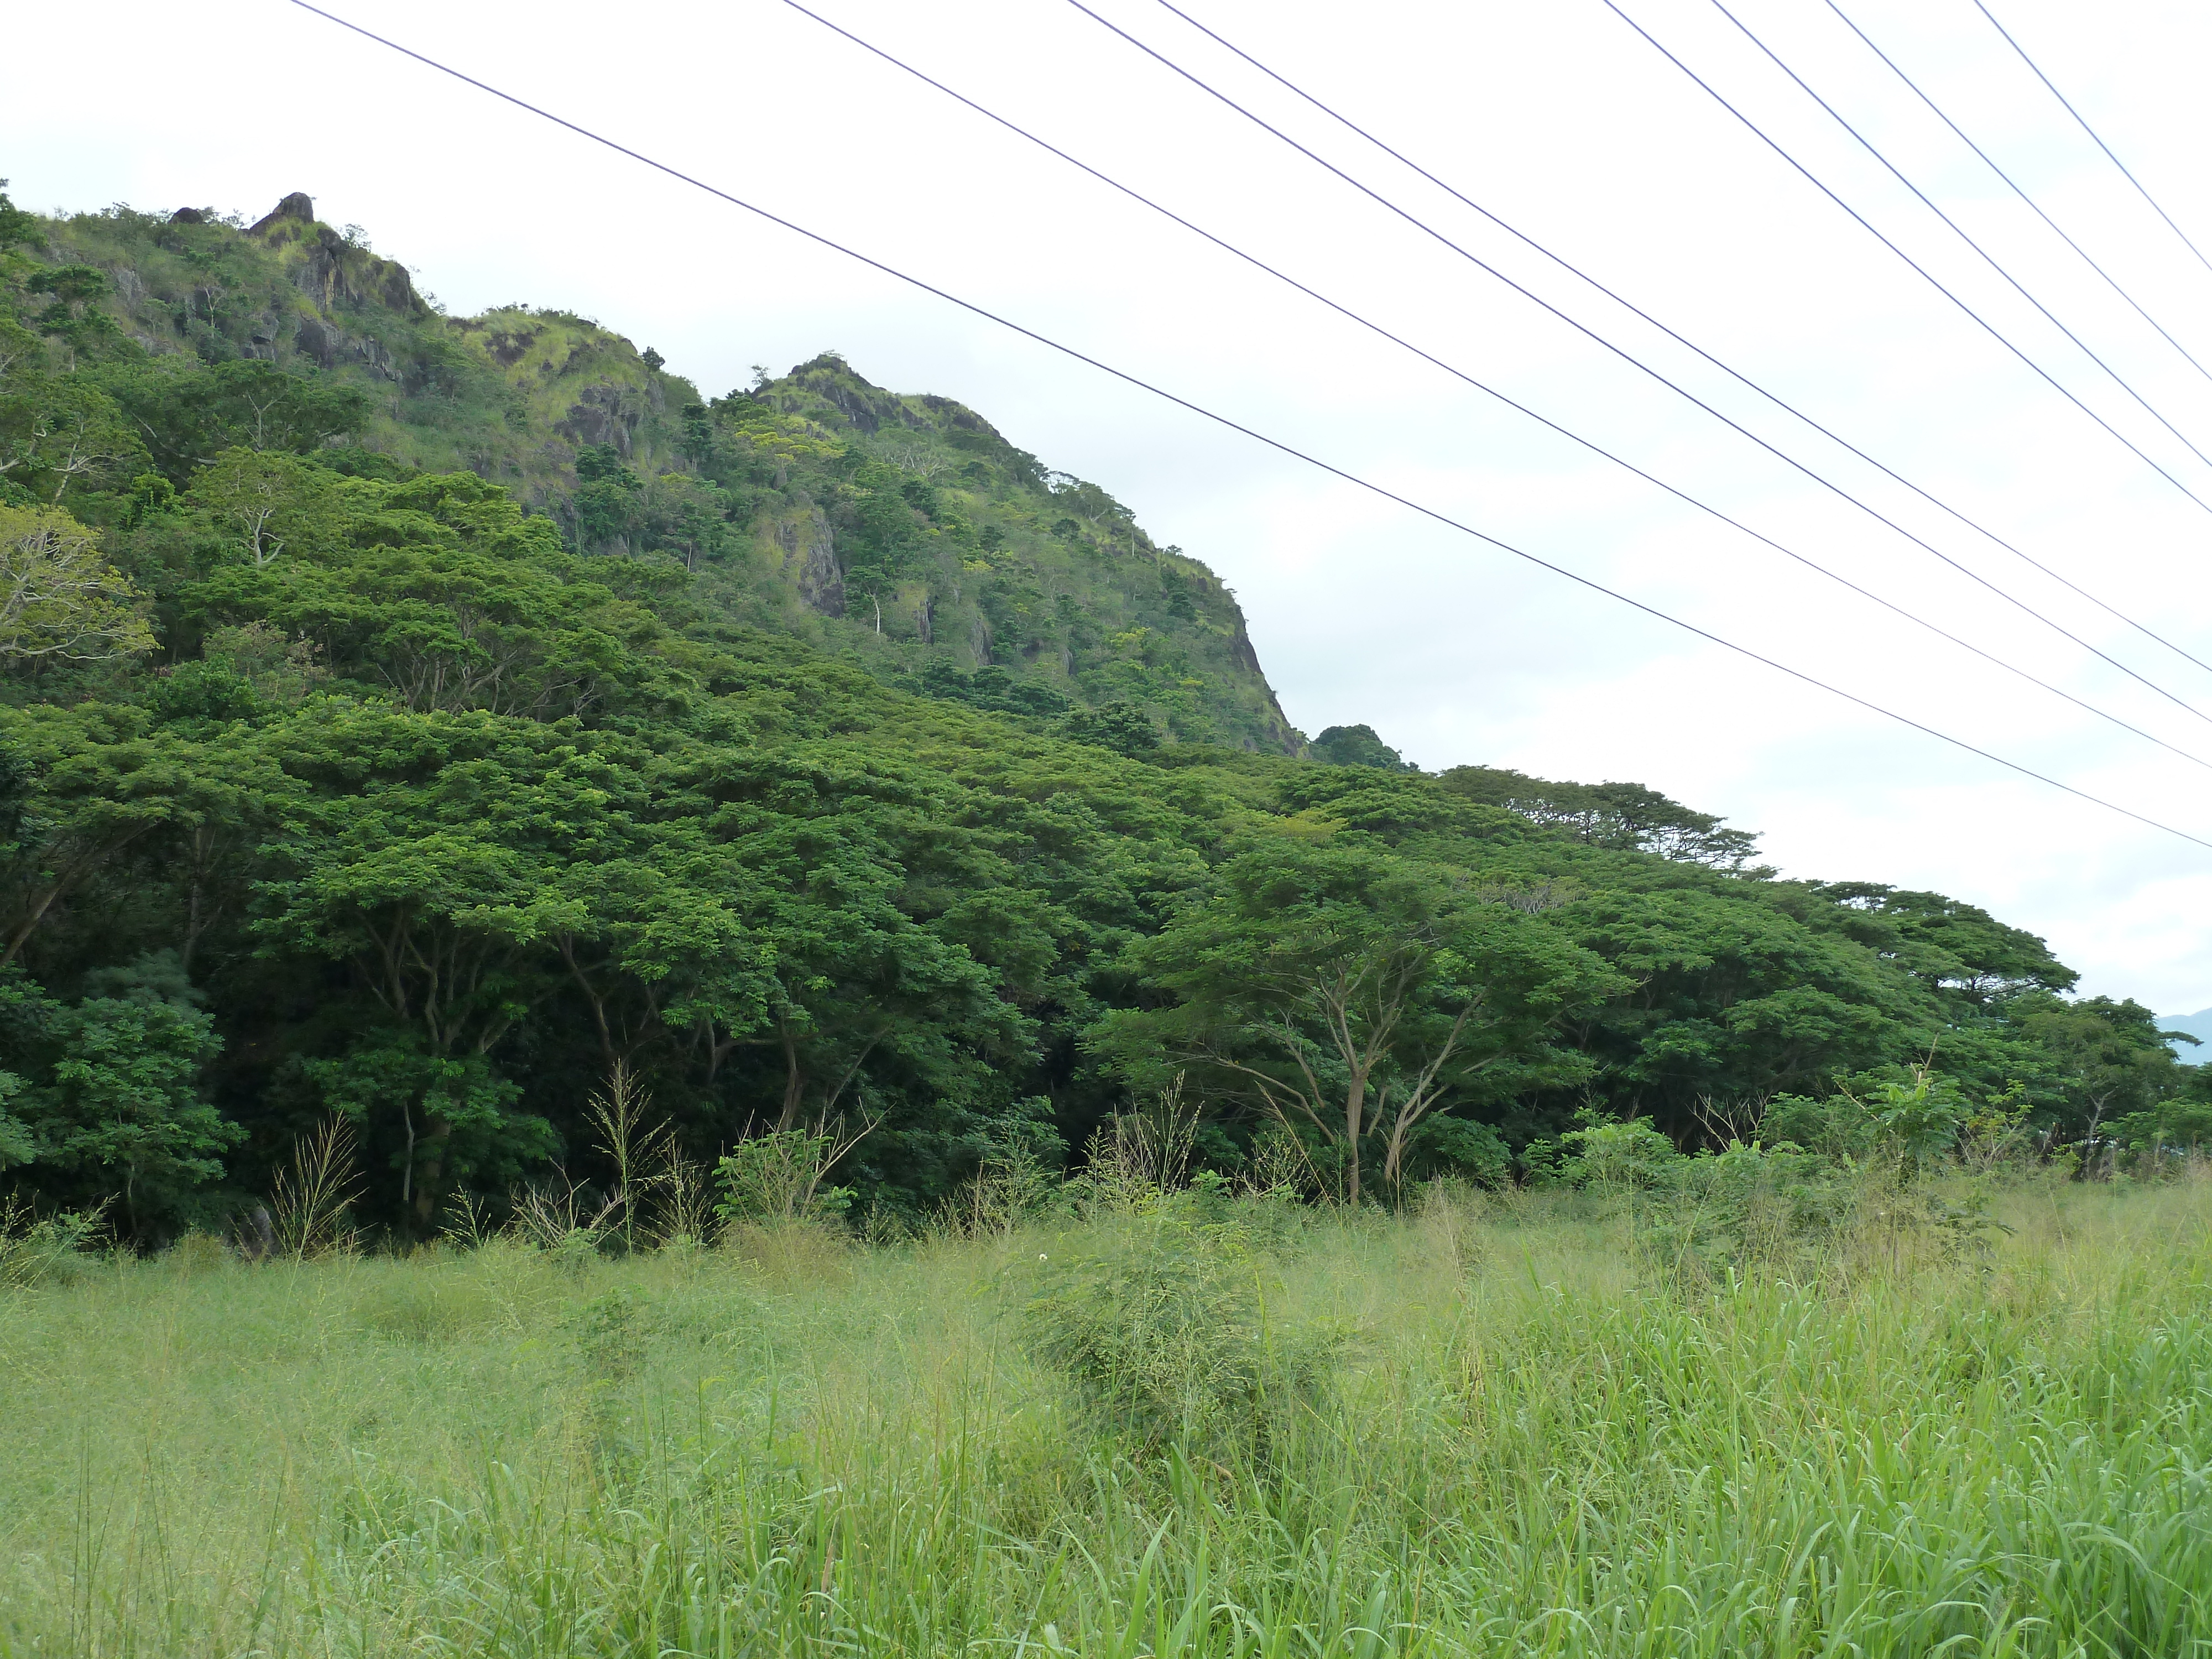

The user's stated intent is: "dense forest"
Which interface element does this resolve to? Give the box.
[1,186,2199,1241]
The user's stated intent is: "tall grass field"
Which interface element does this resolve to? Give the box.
[5,1177,2212,1656]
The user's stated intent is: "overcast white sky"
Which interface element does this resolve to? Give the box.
[8,0,2212,1010]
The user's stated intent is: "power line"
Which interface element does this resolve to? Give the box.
[776,0,2212,777]
[1067,0,2212,726]
[1974,0,2212,282]
[1602,0,2212,516]
[1140,0,2212,686]
[282,0,2212,857]
[1709,0,2212,476]
[1824,0,2212,389]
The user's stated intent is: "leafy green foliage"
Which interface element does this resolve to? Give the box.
[97,358,370,481]
[1022,1190,1343,1455]
[0,504,156,661]
[1060,697,1161,755]
[1308,723,1416,770]
[1441,764,1765,870]
[0,960,236,1230]
[0,361,149,508]
[1095,839,1619,1202]
[712,1128,858,1224]
[0,186,2188,1245]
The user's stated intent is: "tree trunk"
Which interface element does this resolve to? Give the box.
[413,1118,452,1232]
[1343,1070,1365,1205]
[778,1022,806,1131]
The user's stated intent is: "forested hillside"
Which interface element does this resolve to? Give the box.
[6,189,1297,752]
[2,185,2199,1240]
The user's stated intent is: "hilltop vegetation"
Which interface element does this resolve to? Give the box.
[5,189,1295,751]
[0,182,2202,1243]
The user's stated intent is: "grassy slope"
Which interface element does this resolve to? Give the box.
[34,199,1300,752]
[6,1181,2211,1656]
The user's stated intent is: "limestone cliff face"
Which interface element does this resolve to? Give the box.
[1227,611,1300,752]
[773,508,845,617]
[551,380,658,457]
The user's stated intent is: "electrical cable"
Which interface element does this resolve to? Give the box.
[281,0,2212,855]
[1141,0,2212,684]
[776,0,2212,776]
[1823,0,2212,389]
[1974,0,2212,283]
[1709,0,2212,479]
[1601,0,2212,516]
[1066,0,2212,724]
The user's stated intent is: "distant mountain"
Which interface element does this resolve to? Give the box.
[2159,1008,2212,1064]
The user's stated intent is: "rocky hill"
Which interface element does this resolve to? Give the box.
[18,192,1300,751]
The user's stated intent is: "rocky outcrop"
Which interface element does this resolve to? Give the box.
[249,192,316,235]
[1228,613,1300,752]
[774,355,1013,444]
[293,314,401,381]
[481,325,541,368]
[554,383,644,455]
[915,394,1004,440]
[298,225,424,317]
[246,194,428,320]
[782,355,928,435]
[775,510,844,617]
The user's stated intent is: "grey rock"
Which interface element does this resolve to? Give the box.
[295,315,338,368]
[249,192,316,236]
[554,383,643,453]
[775,509,844,618]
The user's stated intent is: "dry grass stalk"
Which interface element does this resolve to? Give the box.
[269,1116,361,1261]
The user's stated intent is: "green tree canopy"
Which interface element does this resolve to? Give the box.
[1094,841,1619,1202]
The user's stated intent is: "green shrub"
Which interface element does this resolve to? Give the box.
[1647,1140,1863,1275]
[570,1286,645,1390]
[1401,1114,1512,1187]
[1763,1091,1881,1159]
[351,1264,505,1343]
[0,1198,102,1287]
[714,1129,858,1225]
[163,1229,231,1276]
[1552,1117,1686,1190]
[1020,1192,1344,1458]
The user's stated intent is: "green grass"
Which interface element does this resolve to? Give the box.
[5,1180,2212,1656]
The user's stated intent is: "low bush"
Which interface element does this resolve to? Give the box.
[0,1198,102,1287]
[714,1126,863,1225]
[1540,1082,2013,1281]
[1020,1189,1345,1459]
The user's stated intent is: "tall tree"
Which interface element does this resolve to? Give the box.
[0,505,155,662]
[1095,841,1616,1203]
